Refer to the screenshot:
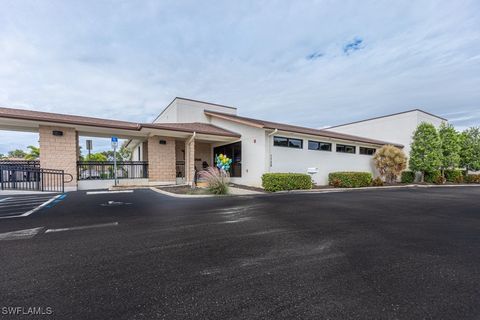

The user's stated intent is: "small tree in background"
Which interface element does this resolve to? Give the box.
[409,123,442,182]
[25,145,40,160]
[373,145,407,183]
[460,127,480,174]
[85,153,108,161]
[438,123,460,178]
[7,149,27,158]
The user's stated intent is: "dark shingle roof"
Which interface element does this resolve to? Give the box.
[205,110,403,147]
[0,107,240,137]
[0,106,140,130]
[141,122,240,137]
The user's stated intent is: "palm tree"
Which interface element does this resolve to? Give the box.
[25,145,40,160]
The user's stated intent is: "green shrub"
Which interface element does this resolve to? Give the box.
[424,170,442,183]
[328,172,372,188]
[261,173,312,192]
[372,177,384,187]
[444,170,464,183]
[434,175,446,185]
[401,171,415,183]
[465,174,480,184]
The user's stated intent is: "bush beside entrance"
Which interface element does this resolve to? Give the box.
[261,173,312,192]
[328,172,372,188]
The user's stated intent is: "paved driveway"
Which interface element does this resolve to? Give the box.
[0,187,479,319]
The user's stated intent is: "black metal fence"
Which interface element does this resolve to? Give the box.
[77,161,148,180]
[0,165,66,192]
[0,160,40,168]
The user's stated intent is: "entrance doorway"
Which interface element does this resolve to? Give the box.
[213,142,241,177]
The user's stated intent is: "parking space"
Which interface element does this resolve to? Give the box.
[0,193,63,219]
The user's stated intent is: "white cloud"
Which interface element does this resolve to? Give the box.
[1,0,479,153]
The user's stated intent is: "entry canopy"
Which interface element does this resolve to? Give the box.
[0,106,241,142]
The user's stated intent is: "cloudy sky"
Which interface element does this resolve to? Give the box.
[1,0,479,154]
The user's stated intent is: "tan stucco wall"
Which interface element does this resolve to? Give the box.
[39,125,78,188]
[147,136,176,183]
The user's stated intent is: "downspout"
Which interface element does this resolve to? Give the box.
[267,129,278,172]
[187,132,196,186]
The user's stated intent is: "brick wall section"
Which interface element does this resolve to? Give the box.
[147,136,176,183]
[185,138,195,185]
[39,125,78,188]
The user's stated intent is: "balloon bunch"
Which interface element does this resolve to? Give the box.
[215,153,232,171]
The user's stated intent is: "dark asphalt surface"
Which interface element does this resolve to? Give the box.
[1,187,480,319]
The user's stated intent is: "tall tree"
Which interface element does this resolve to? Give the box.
[25,145,40,160]
[373,145,407,183]
[460,127,480,173]
[101,141,132,161]
[409,122,442,182]
[85,153,108,161]
[7,149,27,158]
[438,123,460,177]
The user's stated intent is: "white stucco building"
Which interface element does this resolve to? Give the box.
[131,98,446,187]
[326,109,447,156]
[0,97,447,190]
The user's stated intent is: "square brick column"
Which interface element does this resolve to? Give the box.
[39,125,79,190]
[185,137,195,185]
[147,136,176,184]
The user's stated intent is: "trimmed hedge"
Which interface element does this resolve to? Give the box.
[328,172,372,188]
[401,171,415,183]
[261,173,312,192]
[444,170,464,183]
[424,170,442,183]
[465,174,480,184]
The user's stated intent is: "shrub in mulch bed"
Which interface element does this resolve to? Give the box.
[401,171,415,184]
[262,173,312,192]
[328,172,372,188]
[465,174,480,184]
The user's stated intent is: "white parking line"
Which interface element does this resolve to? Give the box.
[0,197,12,203]
[0,227,44,241]
[0,194,62,219]
[45,222,119,233]
[0,201,51,208]
[86,190,133,195]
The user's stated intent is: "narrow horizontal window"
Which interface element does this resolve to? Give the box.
[308,140,332,151]
[359,147,376,155]
[274,136,303,149]
[336,144,356,154]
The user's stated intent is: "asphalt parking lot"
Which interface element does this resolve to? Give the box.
[0,187,479,319]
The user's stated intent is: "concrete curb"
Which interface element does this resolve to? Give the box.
[149,187,215,198]
[279,183,480,194]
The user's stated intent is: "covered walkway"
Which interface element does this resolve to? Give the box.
[0,107,240,191]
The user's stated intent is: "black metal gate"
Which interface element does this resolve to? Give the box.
[0,162,67,193]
